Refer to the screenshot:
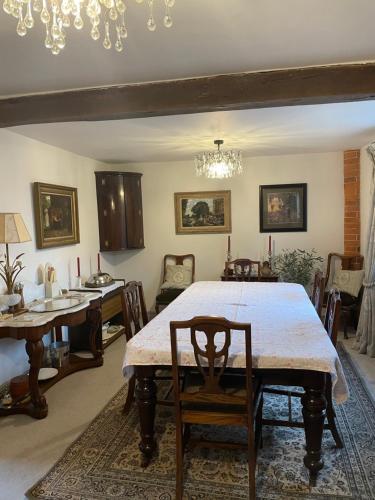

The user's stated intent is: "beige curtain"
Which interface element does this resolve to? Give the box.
[355,143,375,356]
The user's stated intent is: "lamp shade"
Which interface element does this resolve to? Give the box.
[0,213,31,244]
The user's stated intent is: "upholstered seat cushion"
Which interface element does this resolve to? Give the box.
[160,264,193,289]
[332,270,364,298]
[156,288,185,305]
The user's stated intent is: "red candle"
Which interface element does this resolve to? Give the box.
[77,257,80,277]
[268,235,271,253]
[227,235,231,253]
[97,253,101,271]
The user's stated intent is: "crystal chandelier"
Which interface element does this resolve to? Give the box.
[195,140,243,179]
[2,0,175,55]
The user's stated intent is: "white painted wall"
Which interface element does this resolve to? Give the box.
[0,129,117,385]
[360,145,374,257]
[112,152,344,308]
[0,132,345,387]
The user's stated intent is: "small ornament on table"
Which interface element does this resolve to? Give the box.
[13,282,27,315]
[260,261,272,277]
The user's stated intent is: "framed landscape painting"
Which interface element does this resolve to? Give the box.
[33,182,80,248]
[174,190,231,234]
[259,183,307,232]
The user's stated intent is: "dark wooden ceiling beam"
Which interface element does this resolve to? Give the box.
[1,63,375,128]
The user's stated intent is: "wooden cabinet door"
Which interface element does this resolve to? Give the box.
[96,173,127,251]
[124,174,144,249]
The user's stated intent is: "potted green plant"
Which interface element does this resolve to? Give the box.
[273,249,323,288]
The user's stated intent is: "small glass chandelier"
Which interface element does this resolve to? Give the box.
[195,140,243,179]
[2,0,175,55]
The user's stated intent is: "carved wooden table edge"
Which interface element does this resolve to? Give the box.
[0,296,103,420]
[135,365,326,484]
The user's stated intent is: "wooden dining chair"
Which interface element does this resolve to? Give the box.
[262,288,343,448]
[325,252,364,338]
[223,259,261,281]
[122,281,178,414]
[311,270,325,318]
[323,288,343,448]
[170,316,263,500]
[121,281,148,414]
[155,254,195,313]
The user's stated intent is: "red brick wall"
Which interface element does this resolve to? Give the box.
[344,150,360,255]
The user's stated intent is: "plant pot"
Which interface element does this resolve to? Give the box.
[0,293,21,312]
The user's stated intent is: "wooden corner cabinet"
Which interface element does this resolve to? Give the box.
[95,171,144,251]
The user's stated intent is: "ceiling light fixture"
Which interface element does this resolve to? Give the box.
[195,140,243,179]
[2,0,175,55]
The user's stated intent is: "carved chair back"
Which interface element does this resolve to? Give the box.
[162,254,195,283]
[324,289,341,347]
[311,270,325,317]
[170,316,253,406]
[121,281,148,341]
[224,259,260,281]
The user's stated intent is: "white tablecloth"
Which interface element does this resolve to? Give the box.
[122,281,349,403]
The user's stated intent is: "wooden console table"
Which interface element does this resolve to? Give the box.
[0,292,102,419]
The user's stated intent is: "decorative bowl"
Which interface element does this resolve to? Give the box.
[85,272,114,288]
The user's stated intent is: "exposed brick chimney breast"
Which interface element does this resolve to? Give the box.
[343,150,360,256]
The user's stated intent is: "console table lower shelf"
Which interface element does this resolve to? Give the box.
[0,294,103,419]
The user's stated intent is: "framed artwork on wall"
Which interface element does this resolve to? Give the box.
[33,182,80,249]
[174,190,231,234]
[259,183,307,232]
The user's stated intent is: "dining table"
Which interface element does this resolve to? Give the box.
[122,281,349,484]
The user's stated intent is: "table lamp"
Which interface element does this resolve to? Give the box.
[0,213,31,300]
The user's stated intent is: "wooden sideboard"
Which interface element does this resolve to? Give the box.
[220,274,279,282]
[70,280,125,351]
[0,293,102,419]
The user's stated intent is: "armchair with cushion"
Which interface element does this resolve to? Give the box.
[155,254,195,313]
[325,253,364,338]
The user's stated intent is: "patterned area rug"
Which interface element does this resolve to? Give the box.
[27,344,375,500]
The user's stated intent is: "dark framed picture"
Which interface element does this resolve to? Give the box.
[259,183,307,232]
[174,190,231,234]
[33,182,80,249]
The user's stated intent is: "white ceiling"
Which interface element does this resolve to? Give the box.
[11,101,375,163]
[1,0,375,97]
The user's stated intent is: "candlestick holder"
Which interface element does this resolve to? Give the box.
[268,250,273,270]
[226,251,232,262]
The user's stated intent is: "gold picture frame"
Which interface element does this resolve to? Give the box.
[33,182,80,249]
[174,190,231,235]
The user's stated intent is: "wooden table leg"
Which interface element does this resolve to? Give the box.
[55,326,63,342]
[87,304,104,364]
[136,366,156,467]
[302,374,326,486]
[25,339,48,419]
